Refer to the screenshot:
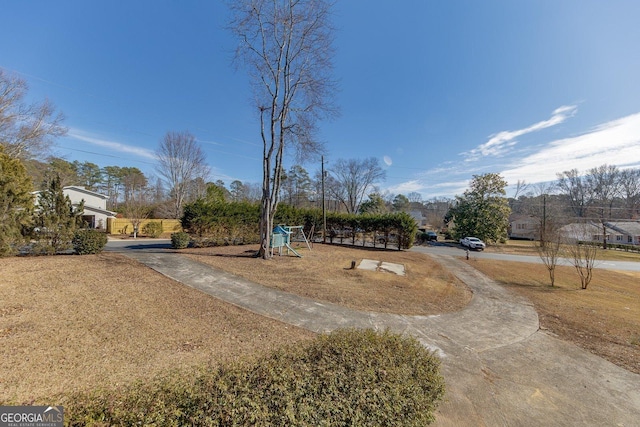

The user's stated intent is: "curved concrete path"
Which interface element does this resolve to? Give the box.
[115,246,640,426]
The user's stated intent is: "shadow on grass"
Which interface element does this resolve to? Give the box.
[502,282,581,293]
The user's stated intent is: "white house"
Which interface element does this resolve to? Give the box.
[409,209,429,229]
[509,215,539,240]
[63,186,117,229]
[559,222,608,243]
[604,221,640,245]
[559,221,640,246]
[34,186,116,229]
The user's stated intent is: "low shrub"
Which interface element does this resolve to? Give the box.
[72,229,108,255]
[66,329,445,426]
[142,221,163,238]
[171,232,190,249]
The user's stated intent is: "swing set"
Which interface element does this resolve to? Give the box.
[270,225,312,257]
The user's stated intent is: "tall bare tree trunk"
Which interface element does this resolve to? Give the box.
[230,0,337,260]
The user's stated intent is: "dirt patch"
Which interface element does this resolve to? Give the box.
[180,243,472,316]
[0,253,313,404]
[465,258,640,374]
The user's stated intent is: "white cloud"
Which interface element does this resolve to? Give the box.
[501,112,640,185]
[389,111,640,199]
[464,105,577,161]
[385,180,422,194]
[67,128,157,160]
[385,178,470,199]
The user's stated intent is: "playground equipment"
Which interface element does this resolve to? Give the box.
[270,225,311,257]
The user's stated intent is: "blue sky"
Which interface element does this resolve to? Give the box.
[2,1,640,199]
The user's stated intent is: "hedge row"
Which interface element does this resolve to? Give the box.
[577,240,640,253]
[65,329,445,426]
[180,200,418,249]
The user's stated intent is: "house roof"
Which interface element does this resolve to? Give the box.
[605,221,640,235]
[509,214,537,223]
[82,205,117,217]
[63,186,109,200]
[559,222,604,236]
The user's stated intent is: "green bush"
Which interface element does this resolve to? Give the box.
[72,229,108,255]
[171,232,190,249]
[66,329,445,426]
[142,221,163,238]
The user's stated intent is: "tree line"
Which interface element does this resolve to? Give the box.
[511,164,640,223]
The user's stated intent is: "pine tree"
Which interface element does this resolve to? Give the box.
[34,174,83,254]
[0,148,34,255]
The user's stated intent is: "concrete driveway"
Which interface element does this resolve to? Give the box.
[110,241,640,426]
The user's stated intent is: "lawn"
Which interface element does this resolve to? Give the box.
[0,244,470,405]
[485,238,640,262]
[1,240,637,407]
[0,253,314,404]
[180,243,472,315]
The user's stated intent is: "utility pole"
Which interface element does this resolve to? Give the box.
[321,155,326,243]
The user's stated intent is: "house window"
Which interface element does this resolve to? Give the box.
[616,235,622,241]
[629,236,633,243]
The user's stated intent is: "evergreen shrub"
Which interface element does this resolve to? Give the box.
[142,221,163,238]
[171,232,190,249]
[72,229,108,255]
[66,329,445,426]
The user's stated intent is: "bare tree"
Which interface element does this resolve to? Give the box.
[407,191,423,204]
[532,181,555,198]
[245,182,263,203]
[564,223,599,290]
[424,197,452,231]
[327,157,386,214]
[0,69,66,159]
[121,169,151,239]
[536,220,563,286]
[556,169,592,218]
[229,0,337,258]
[156,131,210,219]
[586,164,620,216]
[586,164,620,249]
[512,179,529,199]
[618,168,640,218]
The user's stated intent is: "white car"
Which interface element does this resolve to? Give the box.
[460,236,486,250]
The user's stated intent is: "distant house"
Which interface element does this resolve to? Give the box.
[509,215,539,240]
[604,221,640,245]
[34,186,117,229]
[559,221,640,246]
[63,186,117,229]
[409,209,429,229]
[559,222,609,243]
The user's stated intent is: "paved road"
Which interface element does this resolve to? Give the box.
[412,242,640,272]
[107,240,640,426]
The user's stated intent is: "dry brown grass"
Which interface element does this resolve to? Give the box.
[180,243,472,316]
[486,239,640,261]
[0,244,470,404]
[2,240,637,406]
[0,253,313,404]
[465,258,640,374]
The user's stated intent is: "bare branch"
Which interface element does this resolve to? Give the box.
[156,131,210,219]
[228,0,337,258]
[0,69,67,160]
